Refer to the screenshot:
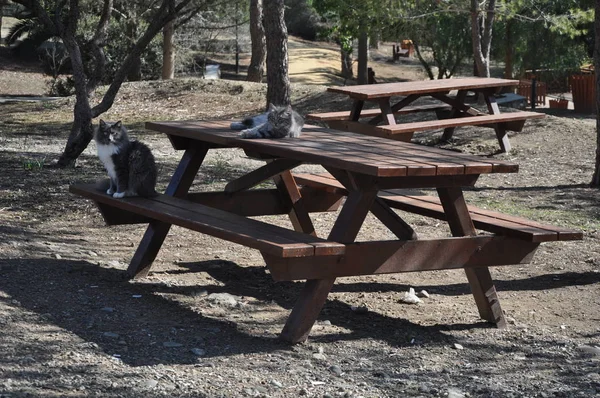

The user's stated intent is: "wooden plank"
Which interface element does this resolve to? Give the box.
[266,237,539,281]
[437,187,505,328]
[224,158,302,193]
[272,169,318,239]
[279,174,379,344]
[128,142,208,278]
[306,104,452,122]
[292,173,582,242]
[70,183,346,258]
[314,134,485,175]
[186,188,343,216]
[145,120,519,177]
[306,128,518,174]
[96,202,152,225]
[326,78,519,100]
[374,111,544,135]
[380,194,582,241]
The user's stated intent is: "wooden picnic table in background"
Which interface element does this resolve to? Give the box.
[70,120,580,344]
[307,77,544,152]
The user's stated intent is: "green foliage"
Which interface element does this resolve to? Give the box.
[22,157,45,171]
[285,0,324,40]
[47,76,75,97]
[492,1,593,77]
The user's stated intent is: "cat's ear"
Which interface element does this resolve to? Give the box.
[286,104,293,112]
[267,103,276,112]
[99,119,106,128]
[114,121,122,129]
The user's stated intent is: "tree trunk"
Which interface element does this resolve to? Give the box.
[57,36,95,167]
[357,28,368,84]
[470,0,495,78]
[503,20,513,79]
[263,0,290,107]
[247,0,266,82]
[369,30,379,49]
[126,19,142,81]
[592,0,600,187]
[340,46,353,79]
[0,1,4,47]
[162,20,175,79]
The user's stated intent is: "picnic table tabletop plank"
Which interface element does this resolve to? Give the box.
[146,120,518,178]
[326,77,520,100]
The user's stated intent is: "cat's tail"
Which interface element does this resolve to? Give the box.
[95,178,111,192]
[230,121,246,130]
[230,117,254,130]
[135,187,159,198]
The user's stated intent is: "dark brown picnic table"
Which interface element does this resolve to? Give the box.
[70,120,581,344]
[307,77,545,152]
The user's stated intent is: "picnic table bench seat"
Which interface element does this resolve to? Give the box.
[305,104,452,122]
[318,111,545,142]
[292,173,582,243]
[69,184,345,258]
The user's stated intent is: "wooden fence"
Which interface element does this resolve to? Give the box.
[569,74,595,114]
[516,80,547,106]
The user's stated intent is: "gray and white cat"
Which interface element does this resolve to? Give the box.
[94,119,158,198]
[231,103,304,139]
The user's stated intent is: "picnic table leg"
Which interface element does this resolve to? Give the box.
[280,173,378,343]
[349,100,364,121]
[127,143,209,279]
[484,90,511,153]
[437,186,506,328]
[272,169,316,236]
[441,90,468,141]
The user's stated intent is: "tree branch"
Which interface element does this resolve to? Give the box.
[91,0,194,117]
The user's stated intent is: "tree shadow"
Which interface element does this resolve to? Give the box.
[0,257,483,368]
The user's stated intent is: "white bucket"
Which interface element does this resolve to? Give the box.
[204,64,221,80]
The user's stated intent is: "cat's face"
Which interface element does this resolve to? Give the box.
[268,104,293,126]
[95,120,126,145]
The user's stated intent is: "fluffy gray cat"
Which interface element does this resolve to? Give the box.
[230,103,304,139]
[94,120,158,198]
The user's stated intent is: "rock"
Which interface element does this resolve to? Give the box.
[103,332,120,339]
[270,379,283,388]
[399,288,422,304]
[88,250,98,257]
[350,304,369,314]
[207,292,238,307]
[163,341,183,348]
[453,343,464,350]
[578,345,600,356]
[321,320,332,326]
[329,365,343,376]
[54,253,62,260]
[313,352,327,360]
[142,379,158,389]
[447,388,466,398]
[191,348,206,356]
[417,289,429,298]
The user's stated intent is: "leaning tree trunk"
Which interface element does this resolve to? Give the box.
[162,20,175,79]
[592,0,600,187]
[263,0,290,107]
[57,36,95,167]
[247,0,266,82]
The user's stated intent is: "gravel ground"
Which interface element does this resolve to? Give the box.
[0,43,599,398]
